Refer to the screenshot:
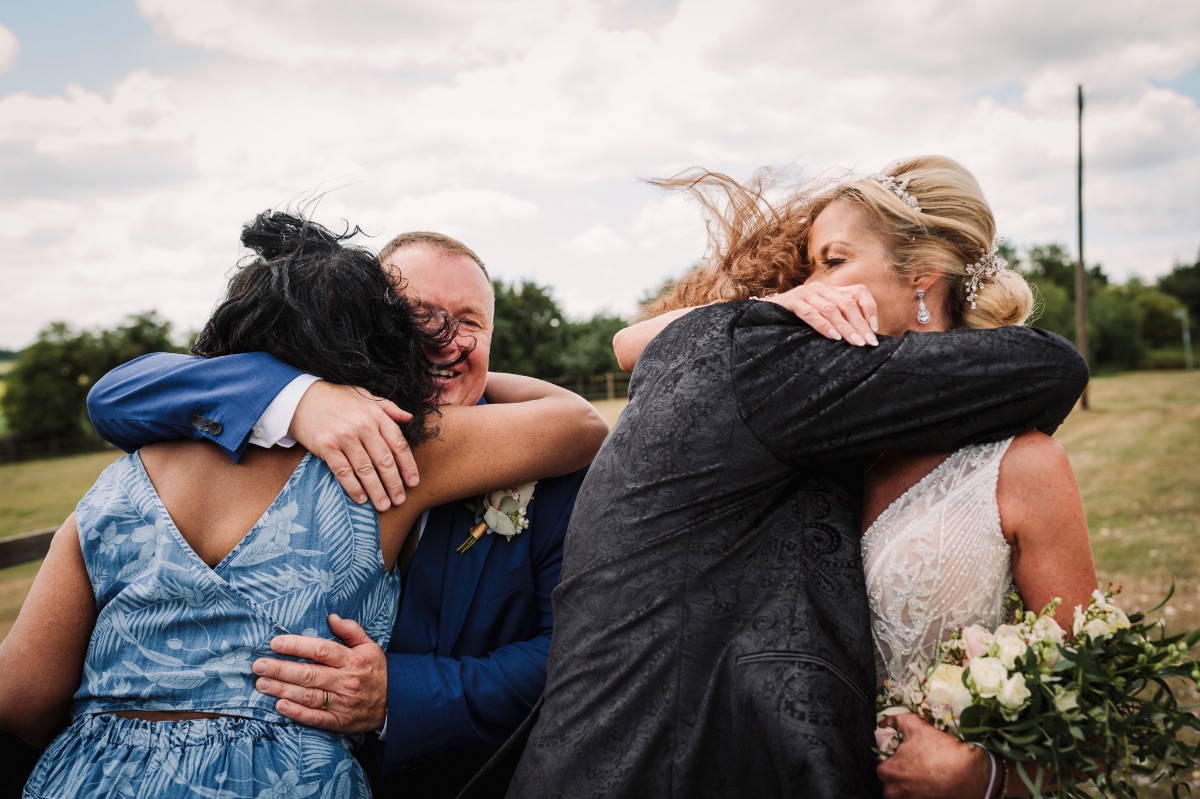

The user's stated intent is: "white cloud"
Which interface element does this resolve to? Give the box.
[565,224,629,255]
[2,0,1200,347]
[0,23,17,74]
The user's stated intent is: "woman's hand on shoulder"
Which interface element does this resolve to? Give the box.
[765,283,879,346]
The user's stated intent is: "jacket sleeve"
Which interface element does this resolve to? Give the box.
[376,470,583,772]
[86,352,303,461]
[730,301,1089,466]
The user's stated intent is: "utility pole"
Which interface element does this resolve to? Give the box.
[1176,308,1194,373]
[1075,84,1090,409]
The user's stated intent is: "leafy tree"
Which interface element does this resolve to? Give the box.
[559,314,627,382]
[1088,286,1145,371]
[2,312,182,442]
[1121,280,1188,350]
[489,280,567,380]
[1157,253,1200,327]
[1021,244,1108,302]
[1027,279,1074,341]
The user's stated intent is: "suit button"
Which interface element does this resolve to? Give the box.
[191,415,223,436]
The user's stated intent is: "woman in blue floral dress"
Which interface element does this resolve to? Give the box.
[0,211,607,798]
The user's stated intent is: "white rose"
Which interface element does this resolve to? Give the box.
[1106,607,1131,632]
[1053,686,1080,714]
[1083,617,1113,640]
[993,625,1028,670]
[997,673,1031,711]
[966,657,1008,699]
[926,664,972,720]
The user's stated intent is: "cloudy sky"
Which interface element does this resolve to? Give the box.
[1,0,1198,350]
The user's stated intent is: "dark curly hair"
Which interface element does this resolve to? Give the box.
[193,210,459,444]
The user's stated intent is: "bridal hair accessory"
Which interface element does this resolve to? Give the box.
[867,173,921,211]
[964,237,1008,309]
[916,289,931,325]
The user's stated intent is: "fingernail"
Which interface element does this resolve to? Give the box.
[828,329,842,341]
[867,333,879,346]
[870,317,879,332]
[851,334,866,346]
[252,661,265,675]
[376,499,391,512]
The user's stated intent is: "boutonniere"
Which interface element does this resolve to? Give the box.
[456,481,537,555]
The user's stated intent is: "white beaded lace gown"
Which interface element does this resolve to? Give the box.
[862,438,1016,687]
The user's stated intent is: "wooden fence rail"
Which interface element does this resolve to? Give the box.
[0,527,56,569]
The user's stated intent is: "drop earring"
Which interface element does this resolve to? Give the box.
[916,289,931,325]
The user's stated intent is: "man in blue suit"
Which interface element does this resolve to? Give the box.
[87,232,590,798]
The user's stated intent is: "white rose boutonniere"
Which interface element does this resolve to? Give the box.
[456,481,537,555]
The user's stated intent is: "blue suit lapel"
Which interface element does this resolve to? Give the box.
[435,500,496,656]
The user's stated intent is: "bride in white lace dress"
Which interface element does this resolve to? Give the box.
[789,158,1097,797]
[862,432,1095,797]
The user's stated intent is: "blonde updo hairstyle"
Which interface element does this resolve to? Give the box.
[814,155,1033,329]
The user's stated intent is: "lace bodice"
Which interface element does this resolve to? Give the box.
[862,438,1015,688]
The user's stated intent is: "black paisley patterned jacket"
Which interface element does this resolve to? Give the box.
[477,300,1088,799]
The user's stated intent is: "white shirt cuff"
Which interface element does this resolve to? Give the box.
[249,374,321,448]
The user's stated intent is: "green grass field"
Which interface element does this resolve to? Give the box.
[1,373,1198,789]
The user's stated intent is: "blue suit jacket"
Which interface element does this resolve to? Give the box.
[87,352,585,795]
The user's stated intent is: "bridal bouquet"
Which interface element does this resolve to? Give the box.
[876,586,1200,798]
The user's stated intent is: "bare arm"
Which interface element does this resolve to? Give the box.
[401,372,607,515]
[612,283,880,372]
[0,515,96,746]
[614,309,693,372]
[1000,430,1097,615]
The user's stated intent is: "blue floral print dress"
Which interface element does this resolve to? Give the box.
[23,451,400,799]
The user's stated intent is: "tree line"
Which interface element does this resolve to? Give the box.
[2,253,1198,450]
[0,281,627,450]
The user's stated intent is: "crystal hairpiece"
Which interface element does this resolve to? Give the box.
[964,237,1008,309]
[866,173,921,211]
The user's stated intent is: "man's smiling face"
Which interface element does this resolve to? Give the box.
[382,242,494,407]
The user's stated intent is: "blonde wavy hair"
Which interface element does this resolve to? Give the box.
[643,155,1033,330]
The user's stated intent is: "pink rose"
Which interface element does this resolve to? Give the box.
[874,708,910,757]
[961,625,994,663]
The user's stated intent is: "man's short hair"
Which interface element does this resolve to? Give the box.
[379,231,489,278]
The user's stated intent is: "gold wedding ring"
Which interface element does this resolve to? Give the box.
[321,690,330,710]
